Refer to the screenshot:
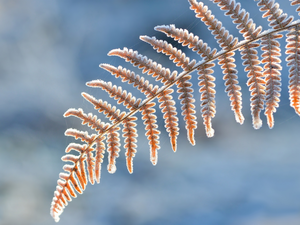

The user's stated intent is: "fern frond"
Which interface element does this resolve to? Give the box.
[51,0,300,222]
[64,144,88,188]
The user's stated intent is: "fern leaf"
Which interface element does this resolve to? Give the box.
[64,128,96,144]
[218,52,244,124]
[261,33,282,128]
[64,144,87,189]
[106,126,121,174]
[286,25,300,115]
[51,0,300,222]
[108,48,178,84]
[176,75,197,145]
[122,116,138,174]
[64,108,109,133]
[100,64,159,97]
[158,89,179,152]
[242,43,266,129]
[198,63,216,137]
[137,102,159,165]
[94,137,106,183]
[82,92,126,122]
[140,35,197,70]
[154,24,218,56]
[87,80,141,110]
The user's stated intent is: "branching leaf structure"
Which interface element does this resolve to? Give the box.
[51,0,300,222]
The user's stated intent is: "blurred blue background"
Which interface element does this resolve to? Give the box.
[0,0,300,224]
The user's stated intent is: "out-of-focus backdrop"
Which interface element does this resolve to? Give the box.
[0,0,300,225]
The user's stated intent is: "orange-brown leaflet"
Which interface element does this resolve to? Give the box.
[140,36,197,71]
[87,80,141,110]
[198,63,216,137]
[64,108,108,133]
[108,48,177,84]
[100,64,159,98]
[261,33,282,128]
[218,52,244,124]
[286,25,300,115]
[155,24,217,57]
[82,92,126,122]
[176,75,197,145]
[241,42,266,129]
[94,137,105,183]
[158,89,179,152]
[107,126,121,174]
[122,117,138,174]
[140,102,160,165]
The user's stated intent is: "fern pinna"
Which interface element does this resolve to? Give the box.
[50,0,300,222]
